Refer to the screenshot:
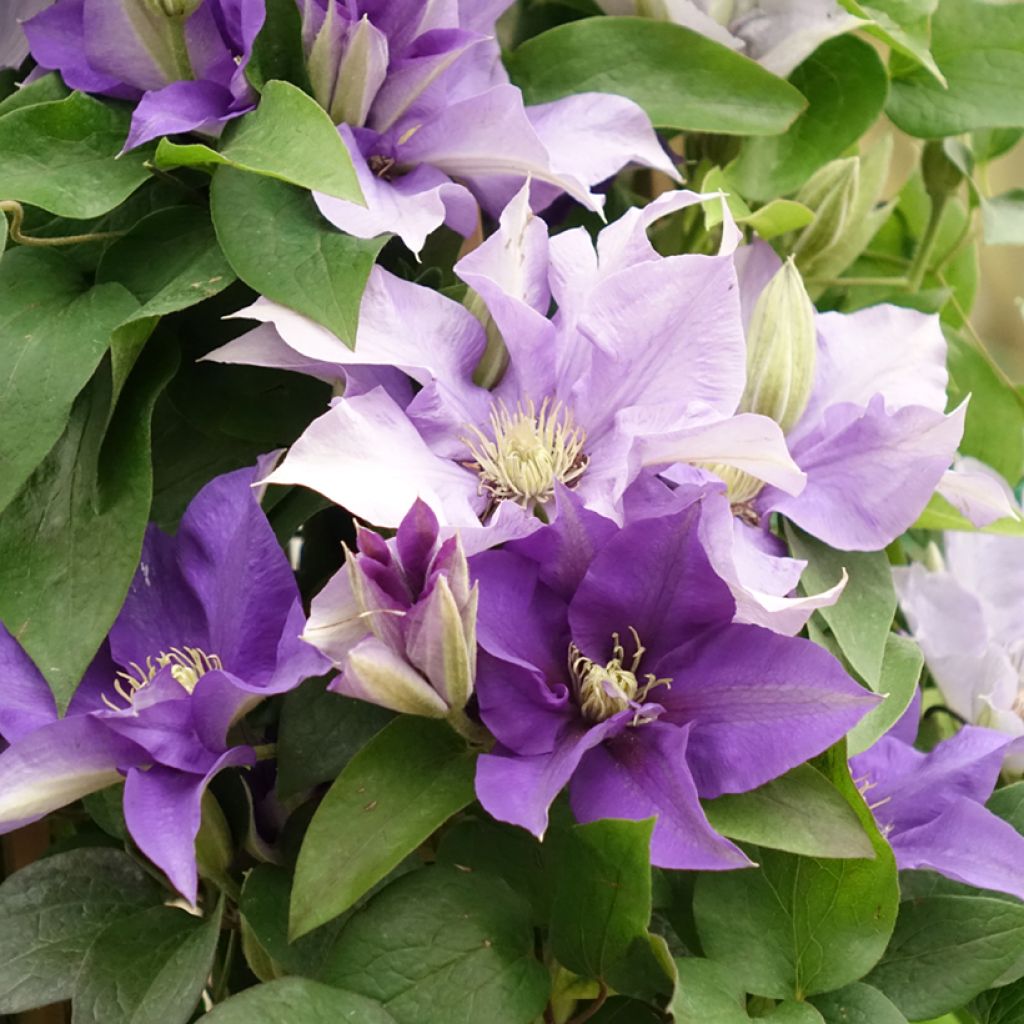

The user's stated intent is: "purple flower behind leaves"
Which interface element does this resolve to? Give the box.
[470,489,876,868]
[24,0,266,149]
[0,0,51,70]
[0,467,326,902]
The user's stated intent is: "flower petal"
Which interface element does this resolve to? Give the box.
[0,624,57,742]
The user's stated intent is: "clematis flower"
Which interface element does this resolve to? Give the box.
[23,0,265,149]
[935,455,1023,529]
[895,530,1024,772]
[851,715,1024,900]
[302,499,479,734]
[470,490,876,866]
[0,0,51,70]
[298,0,679,253]
[210,186,806,558]
[0,467,327,902]
[596,0,862,78]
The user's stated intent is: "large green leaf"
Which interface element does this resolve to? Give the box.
[887,0,1024,137]
[95,206,236,317]
[845,635,923,756]
[0,849,163,1014]
[505,17,806,136]
[0,338,177,709]
[0,92,151,217]
[319,867,550,1024]
[290,717,476,937]
[838,0,942,82]
[811,982,908,1024]
[155,80,362,202]
[0,248,139,515]
[549,818,654,982]
[72,903,222,1024]
[786,525,897,689]
[866,896,1024,1019]
[670,958,750,1024]
[203,978,397,1024]
[694,746,898,1000]
[765,1005,824,1024]
[211,169,384,346]
[731,36,888,200]
[972,972,1024,1024]
[703,763,875,860]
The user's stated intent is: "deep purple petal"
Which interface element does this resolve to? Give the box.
[124,78,238,151]
[661,624,876,797]
[570,721,751,870]
[0,623,57,742]
[397,498,441,595]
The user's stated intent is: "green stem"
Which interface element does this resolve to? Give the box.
[0,200,125,247]
[907,193,949,292]
[806,276,909,290]
[212,927,238,1004]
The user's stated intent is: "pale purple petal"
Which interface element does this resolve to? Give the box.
[768,397,966,550]
[206,322,352,384]
[945,531,1024,646]
[569,721,752,870]
[125,78,238,150]
[123,746,253,903]
[660,624,877,797]
[0,624,57,742]
[82,0,184,91]
[937,458,1023,528]
[0,0,52,69]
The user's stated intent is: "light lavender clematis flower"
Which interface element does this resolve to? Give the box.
[851,705,1024,900]
[0,467,327,901]
[895,530,1024,773]
[298,0,680,253]
[596,0,862,77]
[935,455,1023,528]
[302,499,479,735]
[208,186,807,556]
[0,0,51,70]
[24,0,265,149]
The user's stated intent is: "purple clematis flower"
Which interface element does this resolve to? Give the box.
[24,0,265,149]
[0,467,326,902]
[210,187,806,559]
[895,530,1024,772]
[298,0,679,252]
[851,710,1024,900]
[470,488,876,867]
[302,499,479,733]
[0,0,51,70]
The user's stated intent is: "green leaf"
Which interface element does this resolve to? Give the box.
[670,958,750,1024]
[912,493,1024,535]
[846,635,923,756]
[96,206,236,317]
[0,92,151,217]
[743,199,814,240]
[764,1005,825,1024]
[785,523,897,689]
[839,0,943,83]
[887,0,1024,138]
[0,336,177,709]
[981,189,1024,246]
[972,972,1024,1024]
[203,978,398,1024]
[811,982,908,1024]
[211,169,384,346]
[549,818,654,983]
[0,248,139,515]
[730,36,888,201]
[319,867,550,1024]
[72,903,222,1024]
[704,763,875,860]
[695,746,898,1000]
[947,330,1024,484]
[155,80,362,202]
[277,680,393,800]
[505,17,806,136]
[246,0,312,93]
[866,896,1024,1019]
[0,72,70,117]
[0,849,163,1014]
[290,717,476,938]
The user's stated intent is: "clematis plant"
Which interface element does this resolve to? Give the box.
[0,467,326,901]
[298,0,678,252]
[301,499,480,736]
[24,0,265,149]
[0,0,50,70]
[469,490,876,864]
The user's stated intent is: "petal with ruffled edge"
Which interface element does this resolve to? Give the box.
[314,125,478,255]
[124,78,240,151]
[0,715,146,832]
[474,713,628,838]
[0,624,57,742]
[123,746,254,904]
[767,397,966,551]
[659,624,877,798]
[569,720,752,870]
[263,388,482,529]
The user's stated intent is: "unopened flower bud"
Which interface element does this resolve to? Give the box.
[792,157,859,275]
[738,256,817,434]
[308,10,387,126]
[142,0,202,17]
[921,141,964,204]
[344,636,451,718]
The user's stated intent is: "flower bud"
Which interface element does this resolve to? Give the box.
[307,10,387,126]
[738,256,817,434]
[344,636,451,718]
[792,157,859,275]
[142,0,202,17]
[921,140,964,205]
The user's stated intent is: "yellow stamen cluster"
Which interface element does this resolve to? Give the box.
[101,646,223,711]
[568,627,671,724]
[463,398,588,509]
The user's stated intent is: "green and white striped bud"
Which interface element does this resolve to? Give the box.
[792,156,859,277]
[142,0,202,18]
[738,256,817,434]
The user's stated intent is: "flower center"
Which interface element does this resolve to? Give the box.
[463,398,588,510]
[568,627,671,724]
[101,646,223,711]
